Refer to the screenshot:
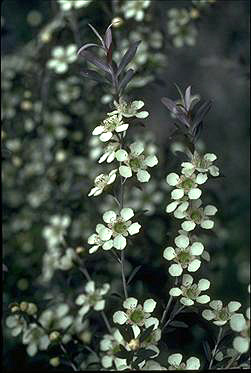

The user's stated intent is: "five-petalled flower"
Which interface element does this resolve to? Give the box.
[75,281,110,316]
[88,169,117,197]
[163,234,204,276]
[92,114,129,142]
[169,274,210,306]
[202,300,242,326]
[116,142,158,182]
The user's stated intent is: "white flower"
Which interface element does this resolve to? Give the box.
[116,142,158,182]
[75,281,110,316]
[202,300,242,326]
[181,151,219,177]
[100,329,127,369]
[167,353,200,370]
[98,141,120,163]
[110,98,149,119]
[230,312,250,354]
[88,169,117,197]
[92,114,129,142]
[169,274,210,306]
[166,172,207,200]
[93,208,141,251]
[174,199,217,232]
[22,324,50,356]
[113,297,158,328]
[122,0,151,21]
[39,303,73,343]
[47,44,77,74]
[43,215,70,249]
[6,315,28,337]
[57,0,92,11]
[56,248,77,271]
[163,235,204,277]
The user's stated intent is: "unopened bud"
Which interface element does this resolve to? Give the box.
[20,302,29,312]
[21,100,32,111]
[76,246,86,255]
[26,303,38,315]
[49,357,60,367]
[49,331,61,342]
[190,8,200,19]
[112,17,123,28]
[127,338,140,351]
[11,305,20,313]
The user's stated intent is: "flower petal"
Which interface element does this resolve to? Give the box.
[166,173,179,186]
[168,353,183,366]
[120,207,134,221]
[103,210,117,223]
[163,247,176,261]
[114,235,127,250]
[188,188,201,200]
[143,299,156,313]
[198,279,210,291]
[123,297,138,309]
[175,235,189,249]
[137,169,150,183]
[115,149,129,162]
[127,222,141,235]
[182,221,196,231]
[172,188,184,200]
[190,242,204,255]
[113,311,128,324]
[169,263,183,277]
[119,165,132,178]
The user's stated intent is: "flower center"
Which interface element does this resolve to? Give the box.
[181,178,194,190]
[130,309,144,324]
[184,284,200,299]
[103,115,121,132]
[129,157,141,171]
[113,219,128,235]
[177,250,192,265]
[190,209,202,223]
[218,308,230,321]
[95,174,108,188]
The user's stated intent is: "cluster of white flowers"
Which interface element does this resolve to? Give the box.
[57,0,92,12]
[88,96,157,255]
[167,8,198,48]
[167,353,200,370]
[121,0,151,22]
[47,44,77,74]
[75,281,110,316]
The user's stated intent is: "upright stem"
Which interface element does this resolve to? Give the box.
[161,277,178,325]
[208,327,223,369]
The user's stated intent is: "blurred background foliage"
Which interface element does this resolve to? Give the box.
[2,0,250,371]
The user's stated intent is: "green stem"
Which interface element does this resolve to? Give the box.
[208,327,223,369]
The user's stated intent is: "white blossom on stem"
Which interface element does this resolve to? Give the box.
[167,353,200,370]
[88,169,117,197]
[169,274,210,306]
[202,300,242,326]
[75,281,110,316]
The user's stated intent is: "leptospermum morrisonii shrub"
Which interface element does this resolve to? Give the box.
[5,20,250,371]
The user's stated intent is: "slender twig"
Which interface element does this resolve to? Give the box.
[121,250,128,299]
[161,277,179,325]
[162,304,186,331]
[224,353,241,369]
[208,327,223,369]
[60,343,78,371]
[101,311,112,334]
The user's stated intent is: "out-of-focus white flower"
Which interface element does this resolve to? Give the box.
[163,235,204,276]
[181,151,219,177]
[170,274,210,306]
[167,8,198,48]
[113,297,158,329]
[47,45,77,74]
[110,98,149,119]
[43,215,70,249]
[56,77,81,104]
[89,208,141,252]
[56,248,77,271]
[100,329,127,369]
[167,353,200,369]
[166,171,207,200]
[6,315,27,337]
[98,141,120,163]
[230,312,250,354]
[122,0,151,22]
[173,199,217,232]
[116,142,158,182]
[22,324,50,356]
[202,300,241,326]
[92,114,129,142]
[76,281,110,316]
[88,169,117,197]
[57,0,92,11]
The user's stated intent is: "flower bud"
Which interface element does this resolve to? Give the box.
[127,338,140,351]
[112,17,123,28]
[26,303,38,315]
[20,302,29,312]
[49,331,61,342]
[49,357,60,367]
[11,305,20,313]
[76,246,86,256]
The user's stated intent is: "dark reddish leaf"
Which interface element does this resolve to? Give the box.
[80,69,105,83]
[88,23,105,47]
[118,68,135,93]
[117,41,141,77]
[79,50,111,74]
